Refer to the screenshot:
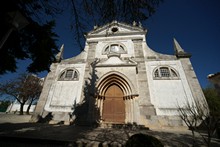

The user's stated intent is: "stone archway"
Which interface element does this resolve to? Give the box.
[96,72,138,124]
[102,84,125,123]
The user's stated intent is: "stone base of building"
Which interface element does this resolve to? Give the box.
[31,111,187,130]
[143,115,186,129]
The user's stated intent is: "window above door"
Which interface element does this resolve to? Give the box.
[102,44,127,55]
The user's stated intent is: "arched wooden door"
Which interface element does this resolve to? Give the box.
[102,84,125,123]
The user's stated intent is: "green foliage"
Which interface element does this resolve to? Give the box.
[203,87,220,117]
[0,0,59,75]
[0,100,11,112]
[125,133,164,147]
[0,0,163,74]
[70,0,163,49]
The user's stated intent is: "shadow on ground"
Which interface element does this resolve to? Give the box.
[0,122,220,146]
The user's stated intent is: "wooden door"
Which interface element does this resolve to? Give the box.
[102,85,125,123]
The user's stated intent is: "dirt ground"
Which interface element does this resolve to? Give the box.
[0,113,219,147]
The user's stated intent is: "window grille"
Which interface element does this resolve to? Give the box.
[59,69,79,81]
[103,44,126,54]
[160,67,170,77]
[153,66,179,80]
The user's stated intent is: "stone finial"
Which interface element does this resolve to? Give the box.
[94,25,98,29]
[55,44,64,62]
[174,38,184,53]
[133,21,137,26]
[138,21,142,28]
[173,38,191,58]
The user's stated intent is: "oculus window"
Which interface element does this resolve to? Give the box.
[153,66,179,80]
[59,68,79,81]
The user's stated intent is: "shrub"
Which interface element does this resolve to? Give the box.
[125,133,163,147]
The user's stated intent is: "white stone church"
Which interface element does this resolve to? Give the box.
[32,21,207,127]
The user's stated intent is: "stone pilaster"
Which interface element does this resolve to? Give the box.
[133,39,156,116]
[80,41,98,125]
[30,63,58,122]
[179,58,207,104]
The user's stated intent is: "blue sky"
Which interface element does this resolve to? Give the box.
[144,0,220,88]
[0,0,219,89]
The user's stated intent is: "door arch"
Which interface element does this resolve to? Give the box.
[102,84,125,123]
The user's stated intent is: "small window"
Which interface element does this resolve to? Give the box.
[59,68,79,81]
[171,69,178,77]
[154,69,159,77]
[73,71,78,80]
[104,46,109,52]
[103,44,126,55]
[65,70,73,78]
[60,72,65,79]
[153,66,179,80]
[111,27,118,32]
[160,67,170,77]
[110,44,124,53]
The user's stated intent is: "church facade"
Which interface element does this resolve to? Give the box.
[32,21,207,127]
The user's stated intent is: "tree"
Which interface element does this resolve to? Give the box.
[0,0,162,75]
[203,86,220,117]
[0,100,11,112]
[203,86,220,140]
[68,0,163,49]
[0,0,59,75]
[178,86,220,147]
[25,76,44,115]
[0,73,43,115]
[177,99,209,146]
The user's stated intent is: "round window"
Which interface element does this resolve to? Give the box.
[111,27,118,32]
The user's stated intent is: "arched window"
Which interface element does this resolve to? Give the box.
[103,44,126,55]
[58,68,79,81]
[171,69,178,77]
[153,66,179,80]
[154,69,159,77]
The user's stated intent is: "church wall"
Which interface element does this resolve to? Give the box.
[96,66,137,88]
[146,60,195,116]
[32,22,207,127]
[87,34,145,59]
[44,63,86,112]
[95,40,135,58]
[97,26,141,35]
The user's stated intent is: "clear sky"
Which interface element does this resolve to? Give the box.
[0,0,219,89]
[143,0,220,88]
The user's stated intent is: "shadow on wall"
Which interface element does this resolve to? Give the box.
[70,59,101,127]
[37,112,53,123]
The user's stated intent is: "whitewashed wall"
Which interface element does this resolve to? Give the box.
[146,60,195,115]
[95,40,134,58]
[44,63,86,112]
[6,103,36,113]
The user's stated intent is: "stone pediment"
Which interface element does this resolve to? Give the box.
[96,53,137,67]
[86,21,146,37]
